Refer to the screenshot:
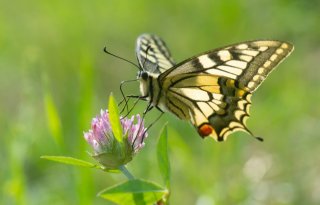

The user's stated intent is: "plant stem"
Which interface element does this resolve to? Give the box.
[119,165,134,180]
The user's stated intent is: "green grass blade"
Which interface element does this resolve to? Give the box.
[157,124,170,189]
[43,91,63,146]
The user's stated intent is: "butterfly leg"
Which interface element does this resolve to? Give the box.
[131,110,164,148]
[120,95,148,118]
[119,79,139,113]
[131,102,160,146]
[143,103,154,115]
[141,110,164,142]
[119,94,141,114]
[120,97,140,119]
[146,111,164,132]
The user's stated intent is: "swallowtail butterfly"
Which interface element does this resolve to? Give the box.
[135,34,293,141]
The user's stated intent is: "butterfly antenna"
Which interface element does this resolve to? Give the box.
[103,46,142,71]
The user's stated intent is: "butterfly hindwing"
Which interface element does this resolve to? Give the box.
[162,73,253,141]
[136,34,175,73]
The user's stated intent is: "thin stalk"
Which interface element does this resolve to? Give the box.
[119,165,134,180]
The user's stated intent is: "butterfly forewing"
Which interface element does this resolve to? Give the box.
[160,40,293,92]
[136,34,175,73]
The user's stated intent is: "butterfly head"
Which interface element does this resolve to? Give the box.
[137,70,149,81]
[137,71,150,98]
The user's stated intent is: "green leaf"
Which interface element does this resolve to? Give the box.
[41,156,99,168]
[98,179,167,205]
[157,124,170,189]
[108,93,123,143]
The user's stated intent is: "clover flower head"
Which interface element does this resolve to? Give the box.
[84,110,147,169]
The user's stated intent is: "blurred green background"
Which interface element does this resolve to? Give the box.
[1,0,320,204]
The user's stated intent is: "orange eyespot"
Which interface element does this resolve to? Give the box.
[198,124,214,137]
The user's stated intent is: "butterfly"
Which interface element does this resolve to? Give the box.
[135,34,293,141]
